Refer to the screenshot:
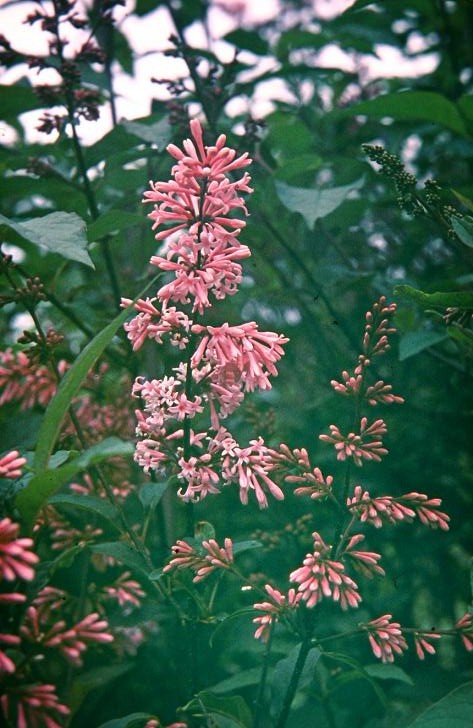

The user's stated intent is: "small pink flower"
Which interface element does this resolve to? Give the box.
[164,537,234,583]
[363,614,407,663]
[22,607,113,667]
[362,297,397,358]
[343,534,385,578]
[194,538,234,581]
[290,532,361,610]
[0,683,69,728]
[401,493,450,531]
[0,450,27,479]
[32,586,68,620]
[414,631,441,659]
[0,592,26,604]
[0,348,67,410]
[0,517,39,582]
[214,432,284,508]
[253,584,301,641]
[330,370,363,397]
[347,486,449,531]
[0,633,20,673]
[455,612,473,651]
[290,467,333,501]
[319,417,388,466]
[103,572,145,608]
[163,539,202,574]
[365,380,404,406]
[177,454,220,502]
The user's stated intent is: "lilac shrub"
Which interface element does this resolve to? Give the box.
[125,120,472,725]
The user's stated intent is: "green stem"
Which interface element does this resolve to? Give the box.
[275,638,312,728]
[252,617,276,728]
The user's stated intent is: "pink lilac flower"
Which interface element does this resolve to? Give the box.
[122,298,192,352]
[194,538,234,581]
[151,233,250,314]
[361,297,397,359]
[142,119,252,313]
[414,631,441,660]
[401,492,450,531]
[102,571,145,608]
[365,380,404,406]
[455,612,473,651]
[0,592,26,604]
[144,119,252,237]
[268,445,333,500]
[342,534,385,579]
[191,321,288,396]
[347,485,450,530]
[363,614,408,663]
[0,517,39,581]
[290,532,361,610]
[164,537,234,583]
[0,450,27,479]
[177,453,221,502]
[0,633,20,673]
[209,428,284,508]
[319,417,388,466]
[21,607,113,667]
[163,539,202,574]
[253,584,301,641]
[0,683,70,728]
[0,348,67,410]
[32,587,68,620]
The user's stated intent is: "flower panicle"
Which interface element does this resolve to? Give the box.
[252,584,301,641]
[363,614,408,663]
[163,536,234,583]
[330,297,403,406]
[319,417,388,466]
[289,531,361,610]
[347,485,450,531]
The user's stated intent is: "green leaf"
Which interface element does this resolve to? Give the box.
[0,212,94,268]
[97,714,153,728]
[399,330,448,360]
[275,178,364,228]
[209,608,257,648]
[363,663,414,686]
[339,91,468,137]
[138,482,168,510]
[88,211,144,241]
[48,493,122,530]
[195,520,216,541]
[451,189,473,214]
[448,325,473,349]
[31,274,161,475]
[69,665,135,715]
[16,437,133,529]
[223,29,269,55]
[208,667,265,695]
[0,82,44,119]
[407,681,473,727]
[451,215,473,248]
[113,29,134,75]
[232,540,262,556]
[184,691,252,728]
[342,0,380,14]
[271,644,321,717]
[90,541,149,576]
[122,117,172,147]
[394,285,473,309]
